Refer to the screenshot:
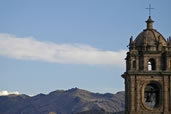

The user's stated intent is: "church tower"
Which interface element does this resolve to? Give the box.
[122,16,171,114]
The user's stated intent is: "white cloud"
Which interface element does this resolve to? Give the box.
[0,90,20,96]
[0,33,127,67]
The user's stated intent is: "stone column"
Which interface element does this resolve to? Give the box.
[136,57,139,71]
[130,76,135,111]
[164,76,169,112]
[169,75,171,112]
[136,79,140,111]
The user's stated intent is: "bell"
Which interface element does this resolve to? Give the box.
[146,93,152,102]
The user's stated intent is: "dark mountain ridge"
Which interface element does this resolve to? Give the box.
[0,88,125,114]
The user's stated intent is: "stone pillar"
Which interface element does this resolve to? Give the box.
[169,75,171,112]
[136,57,139,71]
[166,56,169,71]
[125,77,129,112]
[156,58,160,71]
[144,58,147,71]
[164,76,169,112]
[136,79,140,111]
[130,76,135,111]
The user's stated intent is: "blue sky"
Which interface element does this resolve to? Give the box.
[0,0,171,96]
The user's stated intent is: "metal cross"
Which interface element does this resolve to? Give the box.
[146,4,154,16]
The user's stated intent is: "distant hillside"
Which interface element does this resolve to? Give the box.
[77,109,124,114]
[0,88,125,114]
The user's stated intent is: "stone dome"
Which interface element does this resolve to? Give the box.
[134,16,167,47]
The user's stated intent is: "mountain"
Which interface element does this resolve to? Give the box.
[0,88,125,114]
[77,109,124,114]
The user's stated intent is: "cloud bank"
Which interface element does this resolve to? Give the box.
[0,33,126,67]
[0,90,20,96]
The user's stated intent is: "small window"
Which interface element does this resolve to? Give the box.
[148,59,156,71]
[133,60,136,69]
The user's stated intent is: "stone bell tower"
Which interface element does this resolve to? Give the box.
[122,16,171,114]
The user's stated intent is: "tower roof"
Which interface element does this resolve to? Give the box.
[134,16,167,47]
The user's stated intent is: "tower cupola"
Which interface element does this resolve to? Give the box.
[146,16,154,29]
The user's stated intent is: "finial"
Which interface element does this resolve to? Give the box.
[128,36,135,50]
[130,36,133,42]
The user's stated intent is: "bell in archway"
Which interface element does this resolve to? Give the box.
[146,93,152,102]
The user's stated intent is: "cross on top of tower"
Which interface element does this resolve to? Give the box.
[146,4,154,17]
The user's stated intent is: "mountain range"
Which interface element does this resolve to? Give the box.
[0,88,125,114]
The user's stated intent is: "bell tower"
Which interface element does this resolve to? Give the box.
[122,16,171,114]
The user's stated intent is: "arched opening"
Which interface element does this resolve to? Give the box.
[133,60,136,69]
[148,59,156,71]
[144,83,160,108]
